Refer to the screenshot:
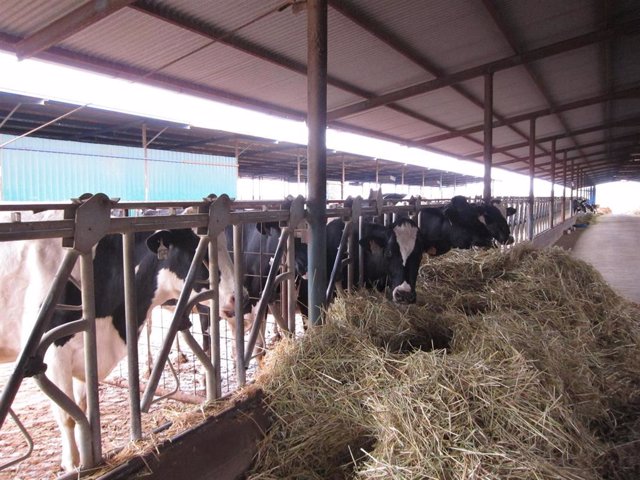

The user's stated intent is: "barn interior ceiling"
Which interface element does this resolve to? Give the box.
[0,0,638,186]
[0,92,480,188]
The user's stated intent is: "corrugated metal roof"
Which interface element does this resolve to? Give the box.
[0,0,638,184]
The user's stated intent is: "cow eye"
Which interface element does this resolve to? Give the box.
[384,249,393,258]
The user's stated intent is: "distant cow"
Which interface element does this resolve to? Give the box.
[572,198,595,214]
[419,196,515,256]
[0,210,238,471]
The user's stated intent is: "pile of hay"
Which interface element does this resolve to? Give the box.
[248,244,640,479]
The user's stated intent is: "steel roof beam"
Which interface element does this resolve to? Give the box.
[481,0,584,160]
[494,132,640,167]
[133,1,503,156]
[328,0,526,160]
[418,85,640,145]
[464,115,640,160]
[327,18,640,121]
[15,0,136,60]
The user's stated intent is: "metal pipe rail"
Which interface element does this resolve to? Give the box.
[0,190,575,474]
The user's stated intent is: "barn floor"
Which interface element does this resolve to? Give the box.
[0,309,269,480]
[554,213,640,304]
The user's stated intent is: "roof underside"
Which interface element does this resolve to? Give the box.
[0,0,639,186]
[0,92,479,188]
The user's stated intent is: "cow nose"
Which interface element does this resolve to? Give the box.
[505,235,515,245]
[393,289,416,304]
[392,282,416,304]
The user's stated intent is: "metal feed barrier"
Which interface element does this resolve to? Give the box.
[0,192,577,476]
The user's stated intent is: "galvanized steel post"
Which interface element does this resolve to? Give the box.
[122,232,142,441]
[483,72,493,202]
[528,118,536,241]
[306,0,328,326]
[80,252,102,466]
[550,139,556,227]
[232,224,246,384]
[562,151,567,221]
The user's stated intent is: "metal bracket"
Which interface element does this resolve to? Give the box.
[370,189,384,216]
[63,193,113,253]
[288,195,305,229]
[201,194,231,238]
[350,196,362,221]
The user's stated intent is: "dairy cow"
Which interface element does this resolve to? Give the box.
[0,210,238,471]
[215,222,306,360]
[418,196,515,256]
[325,216,426,304]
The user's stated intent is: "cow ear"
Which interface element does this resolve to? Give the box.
[147,230,174,259]
[506,207,517,216]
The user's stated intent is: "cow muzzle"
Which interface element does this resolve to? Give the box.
[220,287,251,318]
[392,281,417,304]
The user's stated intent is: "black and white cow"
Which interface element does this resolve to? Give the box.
[483,199,516,245]
[418,196,515,256]
[0,210,238,471]
[326,216,426,304]
[572,197,595,214]
[217,222,307,359]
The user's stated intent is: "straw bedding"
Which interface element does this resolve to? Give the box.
[248,244,640,480]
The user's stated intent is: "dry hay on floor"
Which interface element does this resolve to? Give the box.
[247,244,640,480]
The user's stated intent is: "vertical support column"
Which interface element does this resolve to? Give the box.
[297,150,302,194]
[142,123,149,202]
[375,158,380,187]
[483,71,493,203]
[527,118,536,241]
[570,157,575,215]
[341,155,346,200]
[562,151,567,222]
[123,232,142,441]
[306,0,328,326]
[287,232,297,334]
[550,139,556,228]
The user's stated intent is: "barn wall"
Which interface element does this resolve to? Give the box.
[0,134,237,201]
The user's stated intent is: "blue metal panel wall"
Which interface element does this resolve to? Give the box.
[148,150,237,201]
[0,134,237,201]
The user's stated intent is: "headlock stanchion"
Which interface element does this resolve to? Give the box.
[140,194,231,412]
[243,195,305,369]
[0,192,112,470]
[201,193,231,401]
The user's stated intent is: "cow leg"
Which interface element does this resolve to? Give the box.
[45,347,81,471]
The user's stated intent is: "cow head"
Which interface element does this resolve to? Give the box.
[145,229,209,305]
[256,221,309,280]
[360,218,425,304]
[481,200,516,245]
[444,196,494,249]
[146,228,249,320]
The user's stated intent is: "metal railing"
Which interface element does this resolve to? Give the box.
[0,191,576,476]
